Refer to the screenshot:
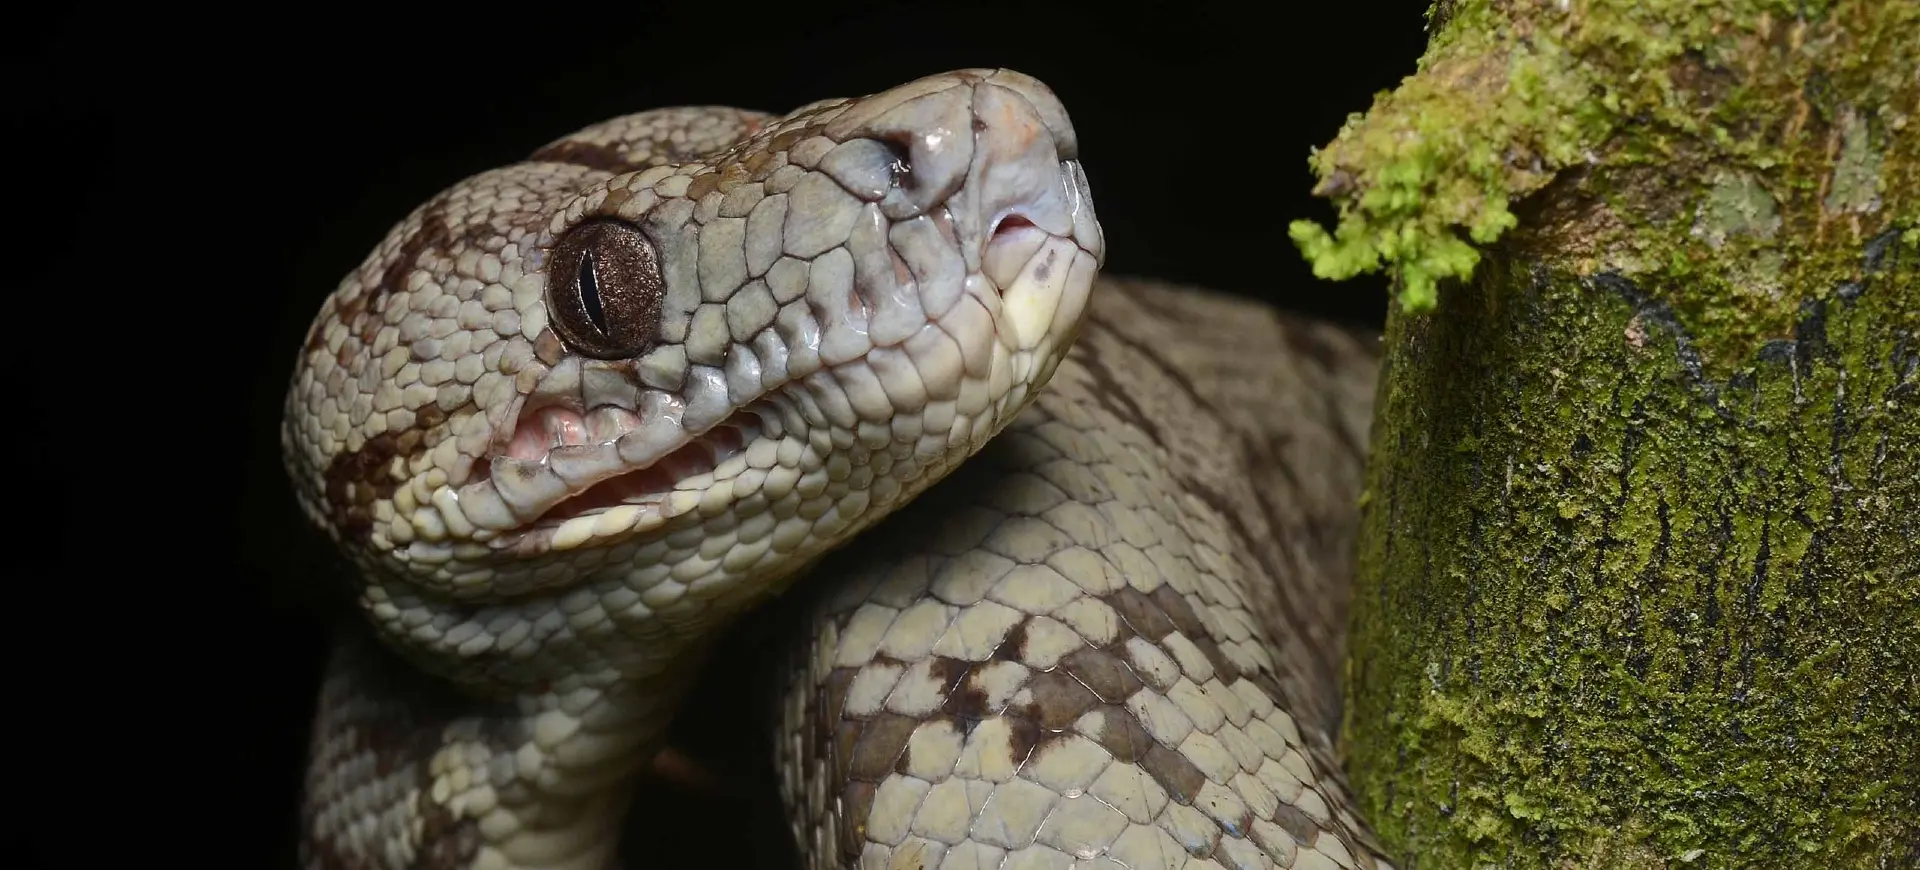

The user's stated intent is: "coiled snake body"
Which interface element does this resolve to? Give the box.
[283,69,1393,869]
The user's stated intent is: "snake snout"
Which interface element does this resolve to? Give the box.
[962,71,1103,352]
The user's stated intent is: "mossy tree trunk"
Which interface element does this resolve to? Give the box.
[1292,1,1916,866]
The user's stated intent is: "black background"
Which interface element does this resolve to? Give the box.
[32,2,1427,865]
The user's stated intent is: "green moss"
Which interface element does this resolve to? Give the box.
[1289,0,1920,349]
[1332,7,1919,864]
[1346,235,1919,866]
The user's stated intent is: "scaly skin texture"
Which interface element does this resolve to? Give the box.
[776,277,1394,868]
[288,69,1403,869]
[284,70,1103,869]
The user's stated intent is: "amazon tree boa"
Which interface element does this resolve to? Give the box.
[283,69,1392,870]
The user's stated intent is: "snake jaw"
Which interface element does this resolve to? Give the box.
[462,402,770,542]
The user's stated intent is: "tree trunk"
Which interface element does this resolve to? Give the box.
[1291,1,1917,866]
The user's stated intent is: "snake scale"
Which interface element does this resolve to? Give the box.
[283,69,1394,870]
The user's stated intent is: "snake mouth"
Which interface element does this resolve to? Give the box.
[458,402,779,552]
[504,407,760,521]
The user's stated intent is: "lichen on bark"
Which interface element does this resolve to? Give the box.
[1296,0,1918,866]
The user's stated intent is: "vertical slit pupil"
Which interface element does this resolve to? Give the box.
[579,249,608,334]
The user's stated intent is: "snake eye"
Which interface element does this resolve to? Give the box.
[544,219,663,359]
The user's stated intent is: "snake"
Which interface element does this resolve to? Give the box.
[282,69,1394,870]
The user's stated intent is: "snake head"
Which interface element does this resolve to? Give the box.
[282,69,1102,669]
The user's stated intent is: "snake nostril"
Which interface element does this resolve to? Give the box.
[983,214,1046,294]
[879,135,914,190]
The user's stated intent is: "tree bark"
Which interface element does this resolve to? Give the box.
[1292,1,1917,866]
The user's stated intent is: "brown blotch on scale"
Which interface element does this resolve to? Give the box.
[1140,743,1209,804]
[533,329,567,366]
[839,780,877,857]
[322,432,404,539]
[813,668,857,778]
[831,719,862,787]
[1106,587,1177,640]
[1244,671,1292,713]
[768,129,804,152]
[377,215,453,299]
[409,816,478,864]
[1149,585,1209,638]
[530,140,639,173]
[312,213,456,354]
[944,682,992,721]
[947,663,1014,721]
[685,172,720,201]
[1072,324,1168,447]
[1269,802,1319,845]
[744,150,778,180]
[1059,646,1145,703]
[1078,705,1157,763]
[1032,246,1057,284]
[821,668,857,721]
[1187,633,1242,684]
[849,713,918,781]
[989,616,1031,662]
[364,216,455,337]
[1004,716,1044,774]
[924,656,974,696]
[414,795,480,868]
[334,630,513,785]
[1012,669,1100,731]
[608,186,647,216]
[1024,729,1081,772]
[414,403,449,432]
